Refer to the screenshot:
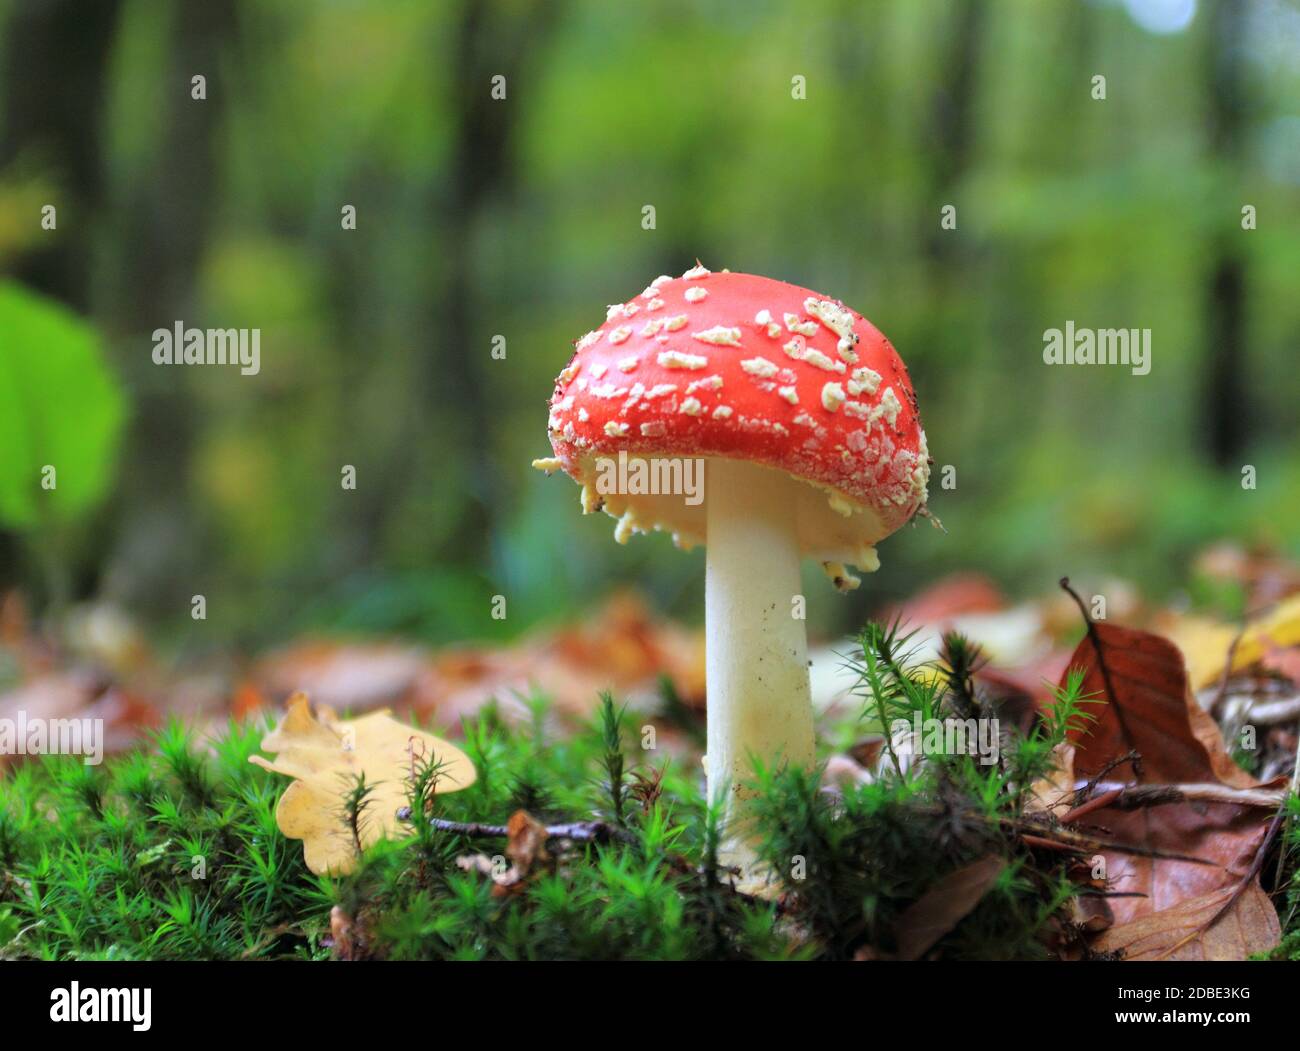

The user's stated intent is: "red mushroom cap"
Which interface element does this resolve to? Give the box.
[538,266,930,569]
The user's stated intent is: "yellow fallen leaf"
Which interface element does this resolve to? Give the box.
[1166,615,1240,691]
[249,692,476,874]
[1169,593,1300,691]
[1232,593,1300,672]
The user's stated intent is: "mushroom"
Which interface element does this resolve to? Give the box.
[534,266,931,890]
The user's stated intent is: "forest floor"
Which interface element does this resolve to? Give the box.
[1,540,1298,961]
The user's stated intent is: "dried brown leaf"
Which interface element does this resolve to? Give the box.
[1062,622,1281,959]
[893,855,1006,961]
[1089,882,1280,961]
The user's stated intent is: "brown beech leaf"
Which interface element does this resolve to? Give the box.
[1067,622,1254,788]
[1089,883,1279,962]
[1062,620,1281,959]
[893,855,1006,960]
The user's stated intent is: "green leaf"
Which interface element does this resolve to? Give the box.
[0,282,126,527]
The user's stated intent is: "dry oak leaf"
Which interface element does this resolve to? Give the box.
[249,692,476,875]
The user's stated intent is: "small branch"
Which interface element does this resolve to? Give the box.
[899,797,1215,864]
[397,809,640,847]
[1210,630,1244,715]
[1063,781,1286,824]
[1241,693,1300,726]
[405,809,746,892]
[1019,833,1077,853]
[1069,749,1141,808]
[1274,729,1300,919]
[1059,787,1124,825]
[1008,818,1213,865]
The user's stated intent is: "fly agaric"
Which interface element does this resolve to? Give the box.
[533,265,931,887]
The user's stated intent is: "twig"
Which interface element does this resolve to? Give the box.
[1010,819,1212,866]
[406,809,751,896]
[1060,787,1124,825]
[1242,693,1300,726]
[1062,781,1286,824]
[1210,630,1244,715]
[1020,833,1077,853]
[396,809,640,847]
[1079,891,1148,900]
[1274,729,1300,922]
[898,797,1215,864]
[1069,749,1141,808]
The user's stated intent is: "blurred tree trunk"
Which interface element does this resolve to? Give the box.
[0,0,122,313]
[389,0,559,564]
[115,0,237,324]
[909,0,986,430]
[0,0,121,596]
[103,0,239,615]
[1201,0,1249,469]
[0,0,122,312]
[921,0,985,266]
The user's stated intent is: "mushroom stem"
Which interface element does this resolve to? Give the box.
[704,458,815,887]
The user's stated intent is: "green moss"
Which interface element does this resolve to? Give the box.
[1266,795,1300,961]
[1,626,1292,961]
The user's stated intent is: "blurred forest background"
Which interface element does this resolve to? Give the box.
[0,0,1297,657]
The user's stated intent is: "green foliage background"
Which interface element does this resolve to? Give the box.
[0,0,1297,647]
[0,283,124,528]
